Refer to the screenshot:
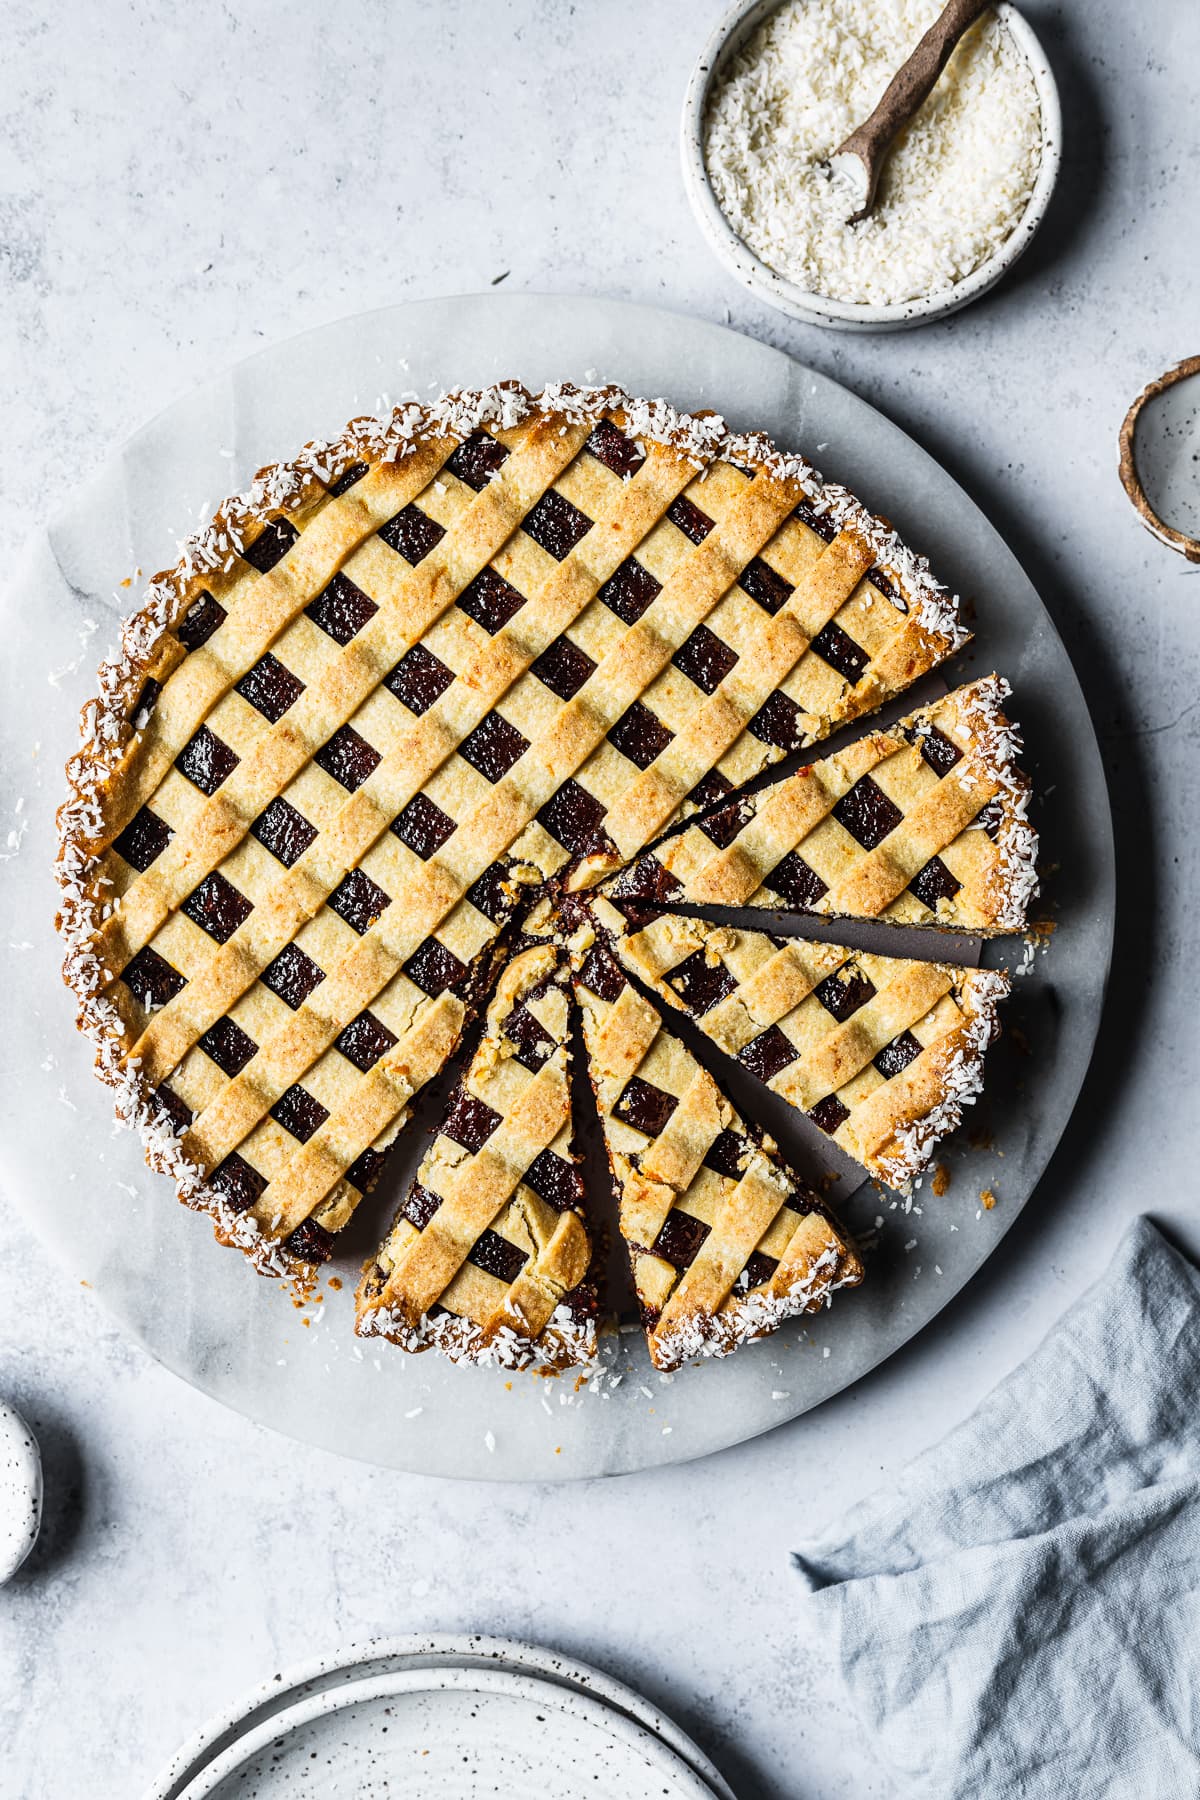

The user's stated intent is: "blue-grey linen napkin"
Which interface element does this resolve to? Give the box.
[793,1217,1200,1799]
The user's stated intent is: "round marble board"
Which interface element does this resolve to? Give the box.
[0,295,1114,1480]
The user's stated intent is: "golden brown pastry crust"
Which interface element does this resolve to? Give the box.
[356,939,597,1369]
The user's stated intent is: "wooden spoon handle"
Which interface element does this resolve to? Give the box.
[840,0,989,163]
[833,0,990,218]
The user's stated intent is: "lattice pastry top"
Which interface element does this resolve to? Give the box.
[55,381,967,1279]
[607,677,1037,936]
[588,895,1009,1194]
[357,938,596,1369]
[569,915,862,1371]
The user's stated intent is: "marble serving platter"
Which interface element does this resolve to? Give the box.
[0,294,1114,1480]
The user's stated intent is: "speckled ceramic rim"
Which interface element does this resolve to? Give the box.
[145,1634,737,1800]
[162,1662,722,1800]
[681,0,1063,333]
[0,1400,41,1585]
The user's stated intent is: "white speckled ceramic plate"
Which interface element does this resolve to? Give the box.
[2,294,1113,1479]
[147,1639,730,1800]
[148,1635,737,1800]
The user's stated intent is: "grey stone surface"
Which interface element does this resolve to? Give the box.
[0,2,1196,1796]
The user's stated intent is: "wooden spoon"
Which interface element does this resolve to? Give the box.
[828,0,991,223]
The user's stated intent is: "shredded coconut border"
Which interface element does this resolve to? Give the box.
[873,965,1012,1193]
[942,673,1040,932]
[357,1300,599,1373]
[650,1240,861,1372]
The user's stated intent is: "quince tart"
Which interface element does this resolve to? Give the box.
[56,381,969,1287]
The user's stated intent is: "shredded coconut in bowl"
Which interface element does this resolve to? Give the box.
[703,0,1043,307]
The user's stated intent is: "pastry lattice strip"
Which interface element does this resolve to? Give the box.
[569,914,862,1371]
[356,937,597,1369]
[606,677,1037,937]
[588,894,1010,1194]
[57,383,967,1272]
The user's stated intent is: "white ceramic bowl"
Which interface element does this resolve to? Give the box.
[681,0,1063,332]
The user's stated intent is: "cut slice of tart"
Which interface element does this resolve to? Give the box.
[357,935,597,1368]
[588,895,1009,1195]
[56,381,967,1277]
[120,919,511,1281]
[605,676,1037,935]
[568,915,862,1371]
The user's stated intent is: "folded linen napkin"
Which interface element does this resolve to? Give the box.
[794,1217,1200,1799]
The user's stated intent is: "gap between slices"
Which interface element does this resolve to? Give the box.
[356,931,600,1370]
[54,380,1000,1329]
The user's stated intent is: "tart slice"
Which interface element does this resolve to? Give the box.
[588,895,1009,1195]
[569,916,862,1371]
[605,677,1037,935]
[356,936,597,1368]
[116,915,510,1280]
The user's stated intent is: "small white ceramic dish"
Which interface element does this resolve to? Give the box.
[158,1664,723,1800]
[0,1400,41,1584]
[681,0,1063,332]
[147,1634,738,1800]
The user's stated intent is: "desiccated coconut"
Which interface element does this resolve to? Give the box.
[704,0,1042,306]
